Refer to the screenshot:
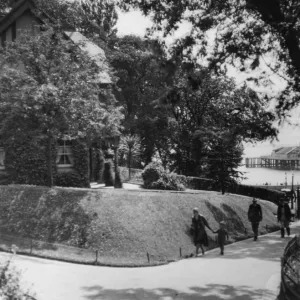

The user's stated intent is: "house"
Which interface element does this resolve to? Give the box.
[0,0,113,185]
[270,147,300,159]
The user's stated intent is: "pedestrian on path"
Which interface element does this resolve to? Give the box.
[247,198,263,241]
[277,198,292,238]
[191,208,214,256]
[214,221,229,255]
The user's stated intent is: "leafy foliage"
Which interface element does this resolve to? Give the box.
[4,137,57,186]
[106,35,171,164]
[119,134,141,177]
[0,259,35,300]
[121,0,300,115]
[0,26,122,186]
[154,66,277,185]
[0,0,11,14]
[55,171,85,188]
[142,162,185,190]
[34,0,118,40]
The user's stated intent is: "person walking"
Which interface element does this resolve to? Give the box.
[277,198,292,238]
[214,221,229,255]
[247,198,263,241]
[191,208,214,256]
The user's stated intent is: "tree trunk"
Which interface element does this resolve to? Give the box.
[114,147,122,188]
[89,147,93,182]
[47,134,53,187]
[128,149,132,181]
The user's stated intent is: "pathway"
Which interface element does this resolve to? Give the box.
[3,223,300,300]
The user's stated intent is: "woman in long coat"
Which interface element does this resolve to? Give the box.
[191,208,214,256]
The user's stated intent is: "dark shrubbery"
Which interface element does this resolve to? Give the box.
[4,138,56,186]
[142,162,185,191]
[227,183,283,204]
[55,171,86,188]
[103,161,114,186]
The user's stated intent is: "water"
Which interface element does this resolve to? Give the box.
[240,143,300,186]
[238,165,300,186]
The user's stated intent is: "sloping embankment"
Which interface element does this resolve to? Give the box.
[0,185,279,265]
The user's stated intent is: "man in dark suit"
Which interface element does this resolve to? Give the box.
[277,198,292,238]
[248,198,263,241]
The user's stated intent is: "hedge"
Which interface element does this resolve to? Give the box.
[3,137,91,188]
[139,164,283,204]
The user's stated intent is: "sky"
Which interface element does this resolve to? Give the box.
[116,10,300,153]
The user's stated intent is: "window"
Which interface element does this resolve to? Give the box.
[56,141,74,167]
[0,148,5,170]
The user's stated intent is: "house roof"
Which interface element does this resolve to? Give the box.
[64,31,111,84]
[0,0,111,85]
[273,147,300,155]
[0,0,37,33]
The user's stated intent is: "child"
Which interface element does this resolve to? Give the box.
[214,221,229,255]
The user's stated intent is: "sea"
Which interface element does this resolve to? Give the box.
[239,143,300,186]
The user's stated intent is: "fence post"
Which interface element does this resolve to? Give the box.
[95,250,98,263]
[30,239,33,254]
[180,247,182,258]
[297,188,300,219]
[147,252,150,263]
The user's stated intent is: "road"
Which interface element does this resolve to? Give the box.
[3,223,299,300]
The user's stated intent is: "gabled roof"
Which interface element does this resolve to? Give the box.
[0,0,38,33]
[0,0,111,85]
[273,146,300,155]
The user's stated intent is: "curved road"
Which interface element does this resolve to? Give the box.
[3,223,300,300]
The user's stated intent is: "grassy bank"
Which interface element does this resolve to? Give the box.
[0,185,279,266]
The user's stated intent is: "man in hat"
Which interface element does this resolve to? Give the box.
[248,198,263,241]
[191,208,214,256]
[277,197,292,238]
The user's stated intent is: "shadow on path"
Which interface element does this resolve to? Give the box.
[82,284,276,300]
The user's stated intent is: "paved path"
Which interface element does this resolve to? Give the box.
[3,223,300,300]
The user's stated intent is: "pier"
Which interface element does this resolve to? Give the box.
[245,156,300,170]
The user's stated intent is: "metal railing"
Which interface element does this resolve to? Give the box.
[280,235,300,299]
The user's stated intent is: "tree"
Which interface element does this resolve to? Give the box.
[0,0,11,14]
[106,35,172,165]
[34,0,118,41]
[121,0,300,116]
[0,26,122,187]
[119,134,141,179]
[155,65,278,183]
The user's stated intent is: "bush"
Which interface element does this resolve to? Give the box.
[227,183,283,204]
[175,175,215,190]
[142,163,185,191]
[0,259,35,299]
[103,161,114,186]
[142,162,165,188]
[55,171,86,188]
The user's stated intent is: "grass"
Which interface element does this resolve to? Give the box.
[0,185,279,266]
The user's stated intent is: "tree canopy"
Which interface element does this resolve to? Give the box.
[121,0,300,116]
[34,0,118,41]
[0,26,122,185]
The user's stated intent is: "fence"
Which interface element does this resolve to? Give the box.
[279,235,300,300]
[0,230,229,267]
[0,231,196,267]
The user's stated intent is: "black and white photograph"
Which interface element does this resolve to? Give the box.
[0,0,300,299]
